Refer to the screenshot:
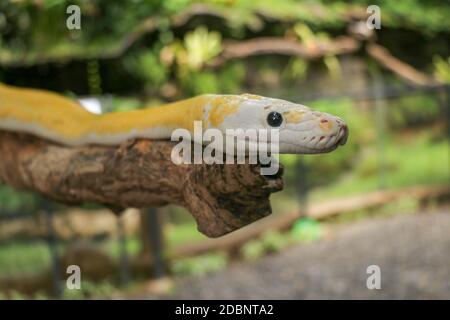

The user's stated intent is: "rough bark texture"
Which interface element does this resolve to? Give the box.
[0,132,283,237]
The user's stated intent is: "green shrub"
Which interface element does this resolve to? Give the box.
[386,94,442,129]
[171,253,227,276]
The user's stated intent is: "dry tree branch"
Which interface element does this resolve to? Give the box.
[209,36,360,66]
[0,132,283,237]
[366,43,439,86]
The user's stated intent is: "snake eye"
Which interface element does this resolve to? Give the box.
[267,111,283,127]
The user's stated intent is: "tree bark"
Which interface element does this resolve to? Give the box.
[0,132,283,237]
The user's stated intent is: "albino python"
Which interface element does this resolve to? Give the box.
[0,84,348,154]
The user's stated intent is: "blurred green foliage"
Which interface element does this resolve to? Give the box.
[62,280,121,299]
[183,26,222,70]
[241,231,292,261]
[166,220,207,247]
[433,56,450,83]
[241,222,324,261]
[2,0,448,52]
[291,217,323,242]
[387,94,442,128]
[0,240,50,275]
[325,196,420,225]
[0,0,447,101]
[311,129,449,200]
[0,185,41,214]
[171,252,227,276]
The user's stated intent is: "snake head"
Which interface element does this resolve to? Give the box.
[211,94,349,154]
[275,106,349,154]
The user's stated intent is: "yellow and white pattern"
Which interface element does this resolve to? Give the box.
[0,84,348,154]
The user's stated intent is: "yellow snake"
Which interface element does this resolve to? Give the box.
[0,84,348,154]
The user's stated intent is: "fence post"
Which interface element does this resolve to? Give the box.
[42,201,62,298]
[142,208,165,278]
[295,157,309,216]
[447,84,450,140]
[371,69,387,190]
[441,84,450,160]
[116,212,131,286]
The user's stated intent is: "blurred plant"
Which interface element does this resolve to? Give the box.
[62,280,121,299]
[5,290,28,300]
[241,231,292,261]
[160,26,222,71]
[161,0,192,15]
[241,239,265,261]
[161,27,246,96]
[171,252,227,276]
[0,185,41,214]
[107,235,141,258]
[291,217,323,242]
[433,55,450,83]
[125,49,169,94]
[165,220,207,246]
[325,196,420,225]
[0,240,50,275]
[1,0,449,69]
[260,231,291,253]
[86,60,102,95]
[386,94,442,129]
[0,290,53,300]
[323,54,342,80]
[282,57,309,81]
[217,62,246,93]
[183,26,223,70]
[312,129,449,200]
[294,23,341,79]
[294,23,317,49]
[179,70,220,95]
[376,196,420,217]
[110,96,143,112]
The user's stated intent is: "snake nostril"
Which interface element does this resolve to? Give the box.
[320,119,329,123]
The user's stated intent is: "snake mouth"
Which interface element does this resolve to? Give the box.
[315,123,348,151]
[337,124,349,146]
[281,123,348,154]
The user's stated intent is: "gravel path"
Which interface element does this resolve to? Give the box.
[170,210,450,299]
